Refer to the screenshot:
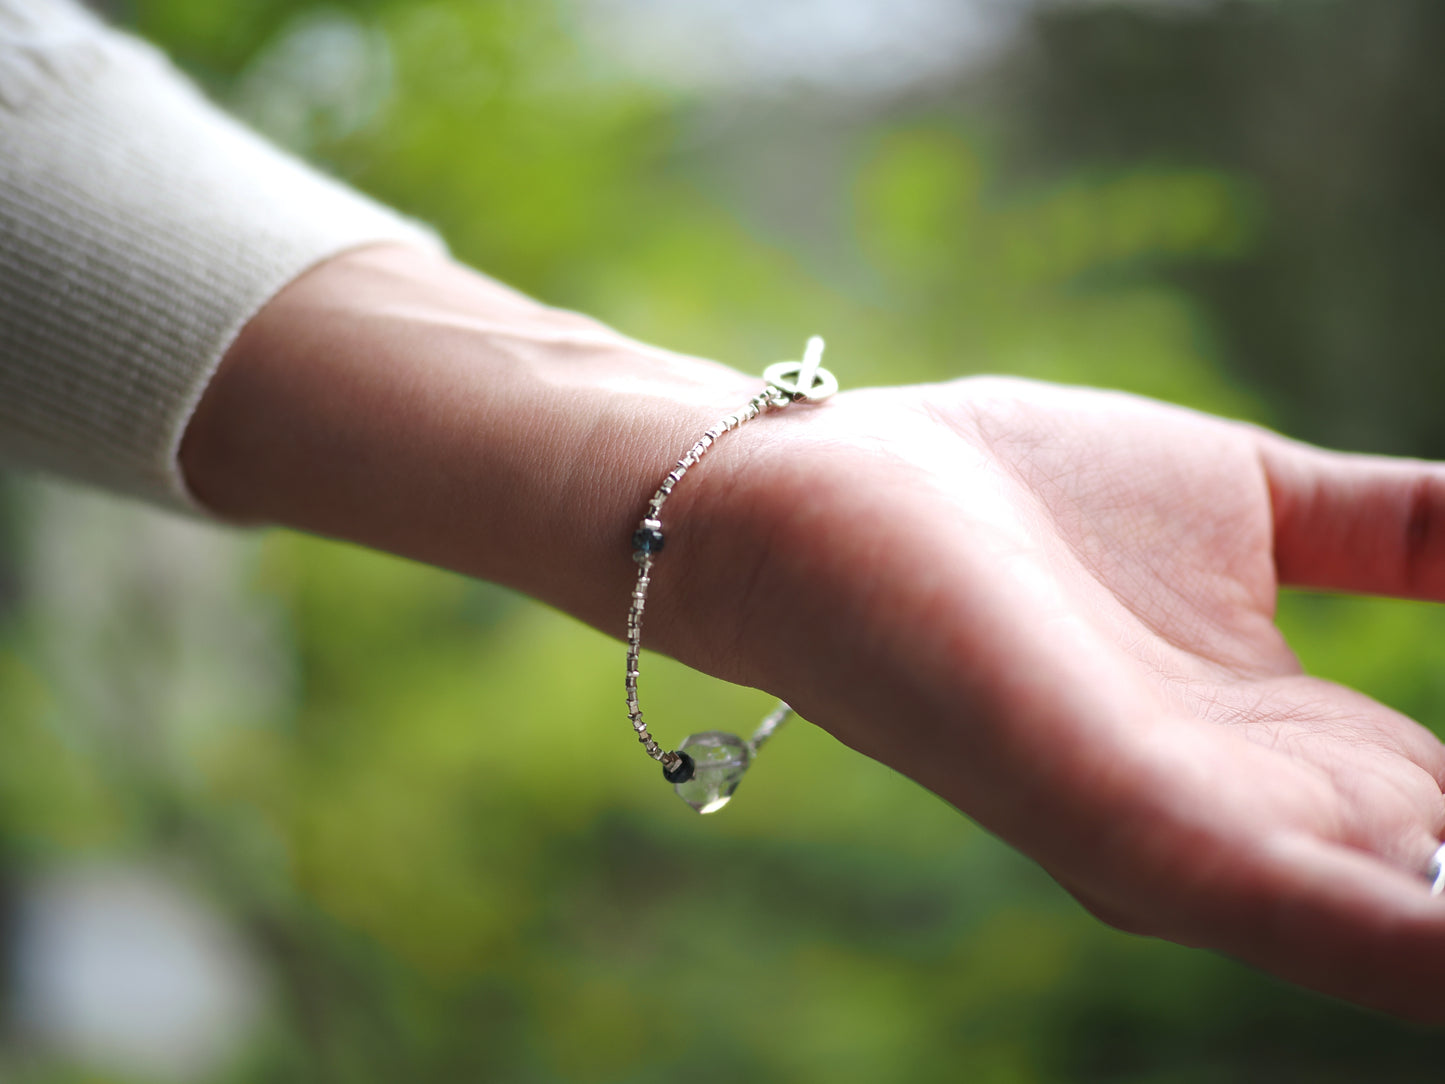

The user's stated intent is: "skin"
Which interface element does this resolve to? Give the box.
[182,243,1445,1021]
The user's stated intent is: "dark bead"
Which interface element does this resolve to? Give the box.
[632,526,665,555]
[663,751,695,784]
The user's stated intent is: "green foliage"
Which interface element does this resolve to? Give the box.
[1,1,1442,1080]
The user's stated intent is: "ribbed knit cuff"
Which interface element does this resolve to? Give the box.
[0,0,445,513]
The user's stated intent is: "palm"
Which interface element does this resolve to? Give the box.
[704,376,1445,1019]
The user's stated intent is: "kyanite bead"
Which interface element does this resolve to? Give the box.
[662,751,695,784]
[673,731,752,814]
[632,525,665,554]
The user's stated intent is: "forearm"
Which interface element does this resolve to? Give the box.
[179,244,764,643]
[0,1,440,508]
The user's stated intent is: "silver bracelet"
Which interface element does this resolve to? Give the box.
[626,337,838,813]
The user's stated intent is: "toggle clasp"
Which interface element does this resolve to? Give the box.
[764,336,838,402]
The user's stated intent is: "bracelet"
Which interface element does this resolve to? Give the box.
[625,337,838,813]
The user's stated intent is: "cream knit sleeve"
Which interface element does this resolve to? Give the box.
[0,0,444,512]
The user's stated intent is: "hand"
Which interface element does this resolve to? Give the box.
[662,376,1445,1020]
[184,247,1445,1020]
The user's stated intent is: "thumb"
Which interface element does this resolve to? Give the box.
[1257,432,1445,600]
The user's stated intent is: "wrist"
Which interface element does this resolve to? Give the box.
[179,243,762,634]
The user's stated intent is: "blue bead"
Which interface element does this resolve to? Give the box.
[632,526,665,554]
[663,751,695,784]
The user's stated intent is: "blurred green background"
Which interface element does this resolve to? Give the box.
[3,0,1445,1080]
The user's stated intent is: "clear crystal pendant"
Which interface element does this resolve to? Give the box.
[625,343,828,813]
[673,731,753,814]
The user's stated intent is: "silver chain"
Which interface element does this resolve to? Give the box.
[625,337,837,780]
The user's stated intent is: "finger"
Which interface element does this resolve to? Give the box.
[1202,833,1445,1022]
[1054,812,1445,1018]
[1257,433,1445,600]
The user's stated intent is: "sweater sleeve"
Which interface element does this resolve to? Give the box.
[0,0,445,513]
